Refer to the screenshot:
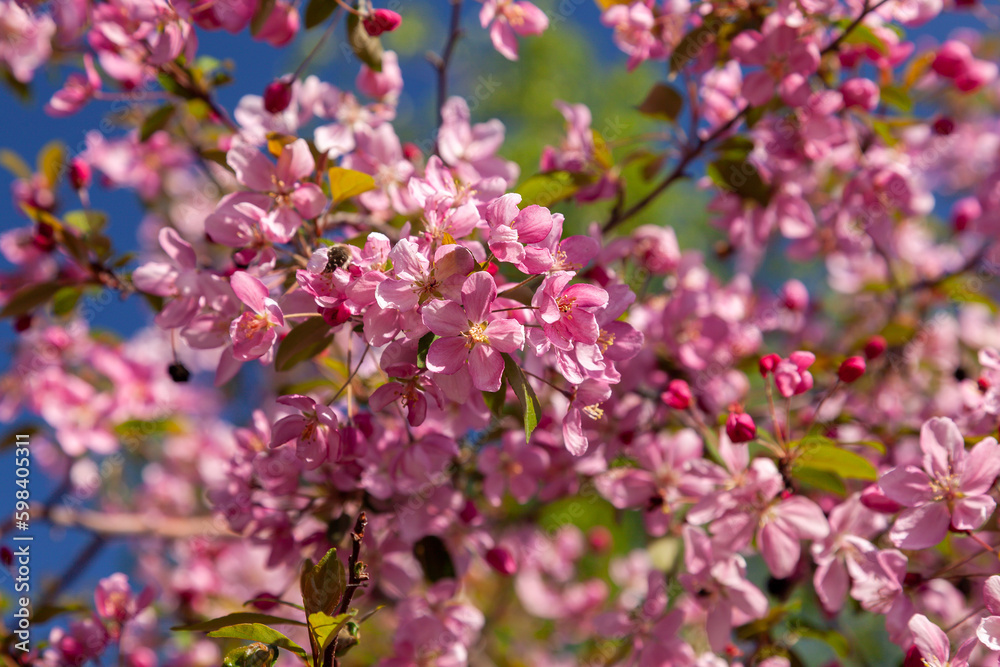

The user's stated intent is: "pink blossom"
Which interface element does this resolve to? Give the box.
[909,614,976,667]
[226,138,327,243]
[94,573,154,634]
[730,24,820,106]
[532,271,609,351]
[679,526,768,653]
[46,54,101,117]
[600,3,665,72]
[271,394,339,469]
[357,50,403,101]
[483,193,555,264]
[421,271,525,392]
[0,0,55,83]
[772,351,815,398]
[132,228,220,330]
[562,379,612,455]
[229,271,285,361]
[879,417,1000,549]
[977,575,1000,651]
[479,0,548,61]
[437,97,520,187]
[478,434,550,506]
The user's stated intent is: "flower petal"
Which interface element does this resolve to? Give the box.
[951,495,996,532]
[889,502,951,550]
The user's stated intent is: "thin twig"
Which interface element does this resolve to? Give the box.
[326,512,368,667]
[432,0,464,132]
[602,0,896,234]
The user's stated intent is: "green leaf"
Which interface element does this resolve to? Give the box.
[308,611,356,653]
[63,210,108,234]
[501,352,541,443]
[172,612,307,632]
[300,548,347,616]
[416,332,435,370]
[794,625,850,658]
[328,167,376,202]
[706,158,773,207]
[792,467,847,495]
[222,642,279,667]
[275,317,334,372]
[250,0,277,36]
[714,136,755,160]
[52,286,82,317]
[879,85,913,113]
[836,21,888,55]
[346,9,383,72]
[156,72,197,100]
[304,0,338,29]
[140,104,176,142]
[38,140,66,187]
[514,170,587,208]
[483,382,506,418]
[670,23,715,73]
[27,604,87,625]
[0,281,65,319]
[794,442,878,481]
[636,83,683,122]
[940,275,998,313]
[207,625,308,660]
[0,149,31,179]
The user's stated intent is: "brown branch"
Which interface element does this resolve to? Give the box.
[602,0,896,234]
[430,0,464,134]
[46,506,230,538]
[326,512,368,667]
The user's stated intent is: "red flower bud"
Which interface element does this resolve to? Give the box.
[485,547,516,575]
[402,142,423,162]
[759,353,781,377]
[69,158,91,190]
[863,335,886,360]
[363,9,402,36]
[661,379,692,410]
[263,79,293,114]
[933,116,956,135]
[459,499,479,524]
[321,302,352,327]
[838,356,866,383]
[587,526,612,553]
[726,411,756,443]
[859,484,902,513]
[952,197,981,232]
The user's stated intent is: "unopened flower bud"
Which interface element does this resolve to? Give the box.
[952,197,981,232]
[69,158,91,190]
[485,547,516,575]
[587,526,612,552]
[363,9,402,36]
[726,411,756,443]
[263,79,293,114]
[864,335,887,360]
[759,353,781,377]
[840,77,880,111]
[780,280,809,312]
[860,484,902,513]
[932,40,973,78]
[838,356,866,383]
[661,379,692,410]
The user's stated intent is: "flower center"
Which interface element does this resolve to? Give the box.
[464,321,490,347]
